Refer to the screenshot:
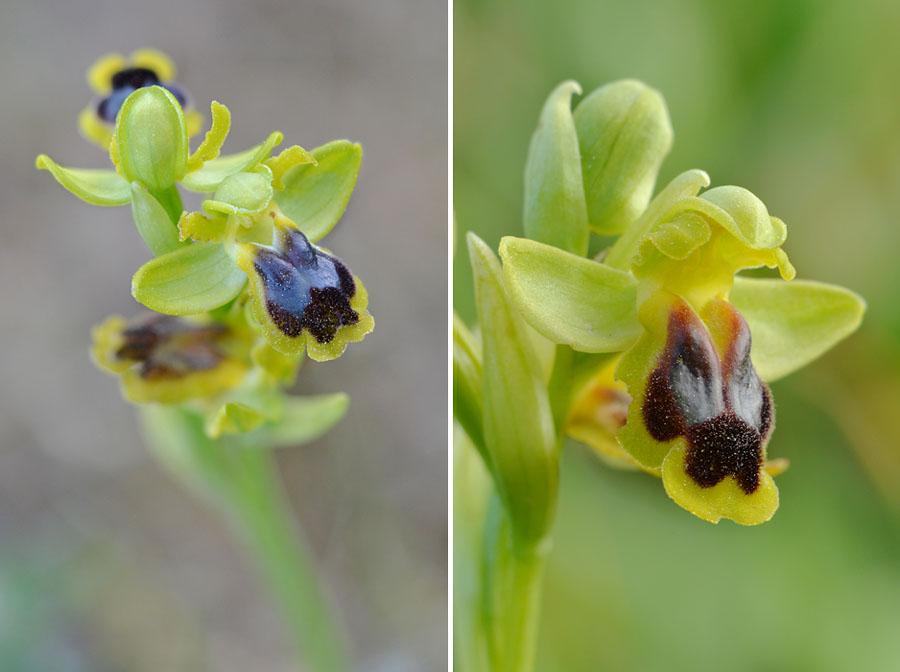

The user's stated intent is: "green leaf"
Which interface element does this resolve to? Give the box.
[453,313,487,461]
[115,86,188,190]
[276,140,362,242]
[203,168,274,216]
[132,242,246,314]
[730,277,866,382]
[523,81,589,256]
[34,154,130,206]
[181,131,283,192]
[604,169,710,270]
[469,232,557,546]
[130,182,184,255]
[499,236,640,353]
[573,79,673,235]
[266,393,349,447]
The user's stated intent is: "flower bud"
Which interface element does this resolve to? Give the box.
[115,86,188,191]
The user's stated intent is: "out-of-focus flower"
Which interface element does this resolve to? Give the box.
[79,49,202,148]
[92,313,251,404]
[565,358,636,469]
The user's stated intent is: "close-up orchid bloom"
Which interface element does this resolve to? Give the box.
[454,74,867,672]
[494,80,864,526]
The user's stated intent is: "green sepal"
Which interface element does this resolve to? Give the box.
[132,242,247,315]
[130,182,185,256]
[34,154,130,206]
[275,140,362,242]
[729,277,866,382]
[181,131,283,192]
[499,236,640,353]
[469,232,557,546]
[573,79,673,235]
[115,86,188,191]
[453,313,487,461]
[202,167,274,216]
[266,393,349,448]
[523,81,589,256]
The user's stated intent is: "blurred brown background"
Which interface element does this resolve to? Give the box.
[0,0,447,669]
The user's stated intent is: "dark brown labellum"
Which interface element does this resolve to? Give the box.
[252,227,360,343]
[116,314,227,380]
[642,300,773,493]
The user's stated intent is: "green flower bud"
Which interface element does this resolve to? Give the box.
[574,79,673,235]
[115,86,188,191]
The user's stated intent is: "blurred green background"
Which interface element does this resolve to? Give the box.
[455,0,900,670]
[0,0,446,670]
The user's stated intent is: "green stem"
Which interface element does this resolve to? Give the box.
[482,498,550,672]
[141,406,349,672]
[500,545,547,672]
[227,445,349,672]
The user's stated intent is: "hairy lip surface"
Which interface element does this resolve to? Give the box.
[642,299,772,493]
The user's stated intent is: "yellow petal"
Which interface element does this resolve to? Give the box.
[130,48,176,81]
[87,53,126,95]
[78,105,113,148]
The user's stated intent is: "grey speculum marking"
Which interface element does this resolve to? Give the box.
[252,227,359,343]
[642,301,772,493]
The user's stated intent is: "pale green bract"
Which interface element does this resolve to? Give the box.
[469,232,557,546]
[266,394,350,448]
[131,242,247,314]
[130,182,185,256]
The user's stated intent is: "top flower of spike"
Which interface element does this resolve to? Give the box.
[79,49,203,148]
[36,50,373,363]
[494,79,865,525]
